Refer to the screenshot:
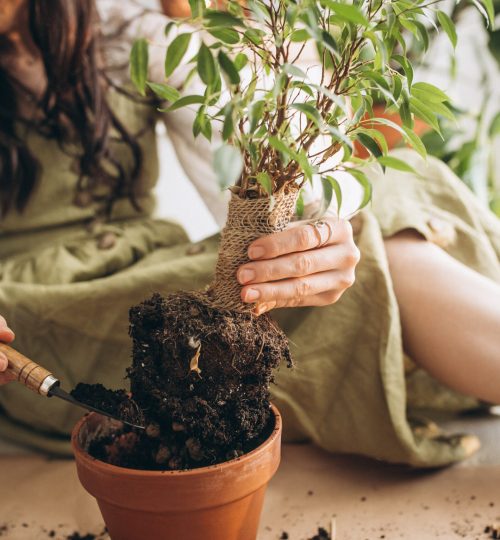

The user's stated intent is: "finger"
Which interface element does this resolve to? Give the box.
[241,269,355,304]
[239,244,357,285]
[0,315,15,341]
[0,351,8,372]
[254,288,348,313]
[247,218,353,260]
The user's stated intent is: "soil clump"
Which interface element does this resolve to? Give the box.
[77,292,291,470]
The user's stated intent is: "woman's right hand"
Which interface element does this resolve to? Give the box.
[0,316,15,385]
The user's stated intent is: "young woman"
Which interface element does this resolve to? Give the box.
[0,0,499,466]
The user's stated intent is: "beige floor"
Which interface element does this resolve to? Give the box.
[0,409,499,540]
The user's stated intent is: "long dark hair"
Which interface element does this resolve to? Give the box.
[0,0,144,216]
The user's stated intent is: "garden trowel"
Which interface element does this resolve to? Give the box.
[0,343,145,429]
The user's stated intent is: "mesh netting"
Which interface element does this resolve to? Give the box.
[205,187,299,312]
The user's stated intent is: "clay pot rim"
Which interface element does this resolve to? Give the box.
[71,403,281,478]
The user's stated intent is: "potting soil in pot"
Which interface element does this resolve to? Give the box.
[71,292,291,470]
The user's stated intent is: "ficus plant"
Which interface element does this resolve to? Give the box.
[103,0,494,472]
[130,0,494,219]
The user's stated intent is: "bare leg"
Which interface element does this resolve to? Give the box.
[384,231,500,405]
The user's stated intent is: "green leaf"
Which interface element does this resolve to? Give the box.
[411,82,449,103]
[290,29,310,42]
[146,82,180,102]
[392,55,413,88]
[208,28,240,44]
[197,43,217,86]
[269,136,293,163]
[283,63,308,79]
[437,11,457,49]
[188,0,204,18]
[479,0,495,26]
[222,106,234,140]
[291,103,322,126]
[234,53,248,71]
[218,51,240,84]
[296,190,305,217]
[323,1,369,26]
[164,21,176,38]
[348,169,372,210]
[321,176,334,213]
[413,21,430,51]
[489,112,500,137]
[163,94,205,112]
[409,97,441,135]
[250,100,265,132]
[402,126,427,158]
[256,172,273,194]
[165,33,191,78]
[213,144,243,188]
[204,10,245,28]
[470,0,492,26]
[377,156,417,174]
[323,176,342,216]
[130,38,149,96]
[356,132,382,158]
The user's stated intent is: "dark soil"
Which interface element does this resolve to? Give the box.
[66,534,97,540]
[308,527,331,540]
[80,292,291,470]
[70,383,143,426]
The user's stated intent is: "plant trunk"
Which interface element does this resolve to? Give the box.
[207,186,300,312]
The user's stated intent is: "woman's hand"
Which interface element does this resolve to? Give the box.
[238,218,360,314]
[0,316,15,385]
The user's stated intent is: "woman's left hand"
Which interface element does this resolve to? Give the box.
[237,218,360,314]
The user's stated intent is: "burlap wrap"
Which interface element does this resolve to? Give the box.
[206,187,300,312]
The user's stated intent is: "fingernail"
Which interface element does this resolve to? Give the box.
[238,268,255,284]
[0,352,8,371]
[244,288,260,302]
[248,246,265,260]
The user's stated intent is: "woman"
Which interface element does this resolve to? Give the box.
[0,0,499,466]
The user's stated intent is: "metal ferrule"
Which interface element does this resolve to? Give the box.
[39,375,59,396]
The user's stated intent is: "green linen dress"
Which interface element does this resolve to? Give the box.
[1,80,499,466]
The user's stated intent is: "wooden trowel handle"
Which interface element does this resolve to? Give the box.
[0,343,58,396]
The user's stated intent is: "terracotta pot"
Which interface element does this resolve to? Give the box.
[353,104,430,158]
[71,405,282,540]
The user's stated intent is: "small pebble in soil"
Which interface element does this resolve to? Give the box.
[280,533,289,539]
[66,533,97,540]
[307,490,314,496]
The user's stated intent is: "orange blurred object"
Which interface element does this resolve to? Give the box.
[353,104,430,158]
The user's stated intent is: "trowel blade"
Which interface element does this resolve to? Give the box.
[48,384,145,430]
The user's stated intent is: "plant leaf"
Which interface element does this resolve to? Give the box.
[356,132,382,158]
[402,125,427,158]
[256,171,273,194]
[347,169,372,210]
[437,11,457,49]
[218,51,240,84]
[197,43,217,86]
[208,28,240,44]
[377,156,417,173]
[213,145,243,188]
[165,33,191,78]
[489,112,500,137]
[146,82,180,102]
[323,1,369,26]
[130,38,149,96]
[162,94,205,112]
[411,82,449,103]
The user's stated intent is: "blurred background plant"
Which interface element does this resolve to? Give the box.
[415,0,500,215]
